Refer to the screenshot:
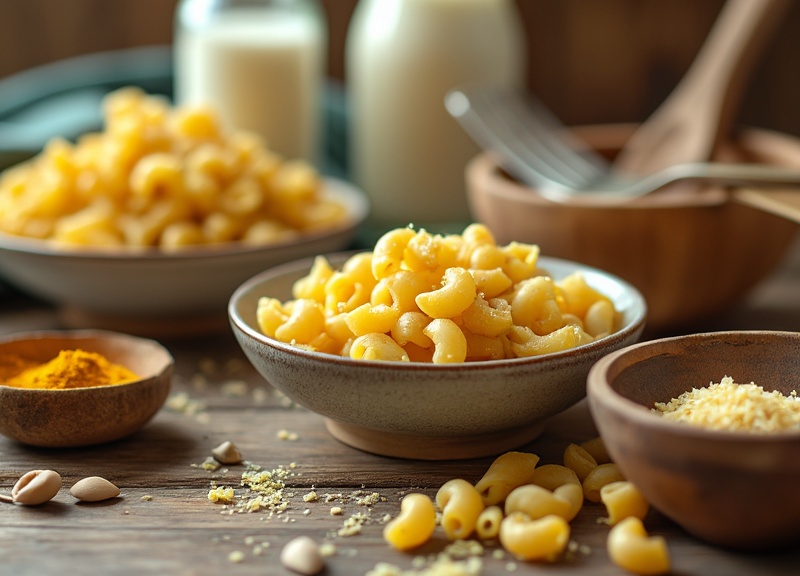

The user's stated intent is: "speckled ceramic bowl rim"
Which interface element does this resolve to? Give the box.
[0,177,368,260]
[228,252,648,373]
[0,329,174,391]
[587,330,800,442]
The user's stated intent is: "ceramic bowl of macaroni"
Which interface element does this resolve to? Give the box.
[587,330,800,551]
[0,177,367,336]
[467,125,800,331]
[0,87,369,337]
[229,245,647,461]
[0,329,174,447]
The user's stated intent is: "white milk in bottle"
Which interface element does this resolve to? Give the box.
[174,0,325,164]
[347,0,526,231]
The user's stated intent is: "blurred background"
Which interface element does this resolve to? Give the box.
[1,0,799,135]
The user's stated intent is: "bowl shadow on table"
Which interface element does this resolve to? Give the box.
[1,419,201,473]
[466,124,800,334]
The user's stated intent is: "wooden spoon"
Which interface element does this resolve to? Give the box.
[614,0,791,176]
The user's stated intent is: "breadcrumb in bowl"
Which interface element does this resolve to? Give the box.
[587,330,800,551]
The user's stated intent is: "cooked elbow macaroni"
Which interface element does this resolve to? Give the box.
[0,88,346,249]
[474,451,540,506]
[383,493,437,551]
[379,446,664,569]
[256,224,621,363]
[504,484,573,521]
[600,481,650,526]
[563,442,599,481]
[583,463,626,503]
[435,478,485,541]
[475,505,504,540]
[499,512,570,562]
[528,464,581,491]
[607,517,671,575]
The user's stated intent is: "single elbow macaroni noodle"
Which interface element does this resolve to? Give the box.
[504,484,573,521]
[475,505,504,540]
[0,88,347,248]
[436,479,485,541]
[607,517,671,575]
[255,225,621,363]
[474,451,540,506]
[499,512,570,562]
[380,446,661,568]
[415,267,476,319]
[563,442,599,481]
[383,493,437,551]
[583,463,626,503]
[349,333,409,362]
[600,481,650,525]
[553,482,584,522]
[423,318,467,364]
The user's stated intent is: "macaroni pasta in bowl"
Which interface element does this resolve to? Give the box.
[0,88,368,327]
[255,224,622,364]
[0,87,349,251]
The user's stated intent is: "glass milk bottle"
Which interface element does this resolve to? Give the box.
[174,0,326,165]
[346,0,526,231]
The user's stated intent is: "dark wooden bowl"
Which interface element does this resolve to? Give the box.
[587,330,800,550]
[0,330,173,447]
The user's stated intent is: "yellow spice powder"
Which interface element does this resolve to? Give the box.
[3,349,139,389]
[653,376,800,433]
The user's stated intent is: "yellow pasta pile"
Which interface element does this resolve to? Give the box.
[257,224,620,362]
[383,440,670,575]
[0,87,346,249]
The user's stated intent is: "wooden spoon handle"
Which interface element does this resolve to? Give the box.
[614,0,792,176]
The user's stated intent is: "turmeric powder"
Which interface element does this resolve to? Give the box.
[2,349,139,390]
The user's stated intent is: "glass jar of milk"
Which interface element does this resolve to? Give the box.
[174,0,326,165]
[346,0,526,231]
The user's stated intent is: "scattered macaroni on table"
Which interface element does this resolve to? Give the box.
[0,88,346,249]
[383,493,437,551]
[607,517,671,575]
[257,224,621,363]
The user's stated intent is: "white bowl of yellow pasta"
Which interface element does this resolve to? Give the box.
[229,225,647,460]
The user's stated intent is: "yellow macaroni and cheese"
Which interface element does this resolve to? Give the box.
[0,88,346,249]
[256,224,621,363]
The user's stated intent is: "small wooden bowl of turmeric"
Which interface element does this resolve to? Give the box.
[0,330,173,447]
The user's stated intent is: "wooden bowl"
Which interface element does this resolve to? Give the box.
[0,330,173,447]
[587,330,800,550]
[466,125,800,331]
[229,252,646,461]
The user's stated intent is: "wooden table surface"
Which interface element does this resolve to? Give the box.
[2,238,800,576]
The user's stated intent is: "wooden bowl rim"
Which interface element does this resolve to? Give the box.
[587,329,800,442]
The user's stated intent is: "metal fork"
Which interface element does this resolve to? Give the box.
[445,84,800,203]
